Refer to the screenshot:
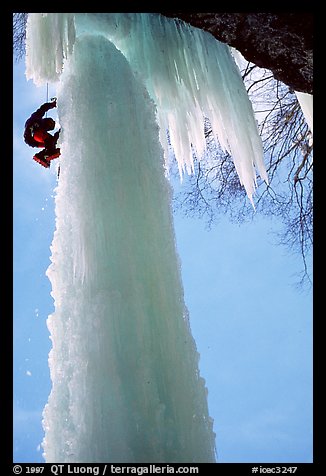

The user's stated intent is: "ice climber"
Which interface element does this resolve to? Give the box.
[24,99,61,168]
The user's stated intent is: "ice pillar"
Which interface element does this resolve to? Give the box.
[43,35,216,463]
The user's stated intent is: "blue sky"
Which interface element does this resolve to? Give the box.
[13,55,313,464]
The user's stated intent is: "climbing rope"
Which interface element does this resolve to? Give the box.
[45,82,49,117]
[45,81,60,178]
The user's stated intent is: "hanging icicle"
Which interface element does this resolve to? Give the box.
[26,12,268,205]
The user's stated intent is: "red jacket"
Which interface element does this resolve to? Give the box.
[24,101,56,148]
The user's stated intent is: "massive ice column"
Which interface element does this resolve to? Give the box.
[42,34,216,462]
[25,12,271,462]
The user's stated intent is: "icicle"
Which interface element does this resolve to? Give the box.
[25,13,76,85]
[25,13,268,204]
[94,12,269,203]
[295,91,313,135]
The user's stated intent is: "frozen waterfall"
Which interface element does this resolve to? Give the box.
[25,12,269,462]
[43,34,216,463]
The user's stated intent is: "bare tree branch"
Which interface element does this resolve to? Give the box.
[173,65,313,288]
[13,12,28,61]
